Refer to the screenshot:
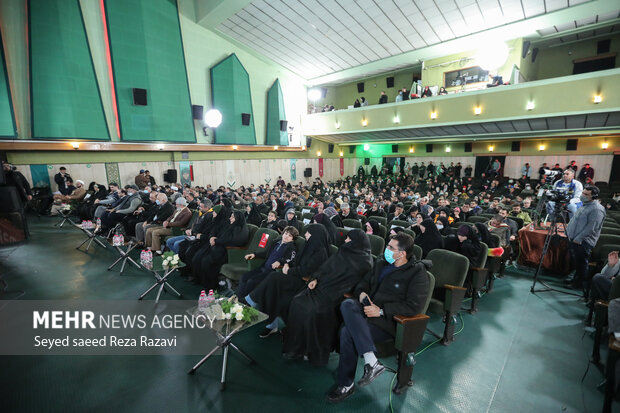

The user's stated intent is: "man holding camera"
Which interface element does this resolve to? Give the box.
[565,185,605,292]
[546,169,583,220]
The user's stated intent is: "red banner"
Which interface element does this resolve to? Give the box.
[318,158,324,177]
[340,158,344,176]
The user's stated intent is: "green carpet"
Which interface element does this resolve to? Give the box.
[0,217,613,412]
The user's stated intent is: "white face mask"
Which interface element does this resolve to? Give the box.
[436,224,444,230]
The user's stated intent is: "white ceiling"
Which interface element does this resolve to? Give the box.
[215,0,597,80]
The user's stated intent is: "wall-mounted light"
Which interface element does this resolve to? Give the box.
[232,145,238,150]
[71,142,80,150]
[594,95,602,104]
[307,88,322,101]
[474,107,482,115]
[204,109,222,128]
[445,146,451,153]
[362,119,368,127]
[393,115,400,124]
[538,144,546,151]
[273,146,279,150]
[363,144,370,151]
[602,142,609,150]
[302,145,306,150]
[316,151,321,156]
[409,147,414,153]
[339,151,344,157]
[488,145,494,152]
[430,111,437,120]
[526,101,535,111]
[335,121,340,129]
[156,143,165,151]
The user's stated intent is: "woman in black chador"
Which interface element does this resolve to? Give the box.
[282,229,373,365]
[248,224,331,337]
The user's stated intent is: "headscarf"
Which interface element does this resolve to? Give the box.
[415,218,444,258]
[365,219,380,235]
[302,224,331,260]
[474,222,496,247]
[245,202,263,226]
[313,213,338,245]
[285,208,298,227]
[341,228,371,254]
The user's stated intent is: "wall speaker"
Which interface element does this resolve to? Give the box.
[320,88,327,98]
[464,142,472,153]
[163,169,177,183]
[306,137,312,148]
[241,113,251,126]
[392,145,398,153]
[566,139,578,151]
[511,141,521,152]
[357,82,364,93]
[598,39,611,55]
[364,158,370,165]
[386,77,394,88]
[522,41,530,59]
[349,146,355,154]
[328,144,334,153]
[426,144,433,153]
[192,105,203,120]
[303,168,312,178]
[132,88,147,106]
[531,47,539,63]
[280,120,288,132]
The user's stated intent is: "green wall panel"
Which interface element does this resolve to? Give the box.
[0,29,16,138]
[28,0,109,140]
[210,54,256,145]
[265,79,287,146]
[104,0,194,142]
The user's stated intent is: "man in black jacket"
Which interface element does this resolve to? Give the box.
[327,233,430,402]
[134,192,174,244]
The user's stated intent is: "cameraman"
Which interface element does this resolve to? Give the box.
[566,185,605,291]
[546,169,583,220]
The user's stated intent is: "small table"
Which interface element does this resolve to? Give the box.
[187,303,268,390]
[54,207,73,228]
[517,224,573,276]
[138,256,185,304]
[107,240,141,275]
[74,223,108,253]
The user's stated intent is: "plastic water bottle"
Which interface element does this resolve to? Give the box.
[198,290,207,313]
[118,233,124,245]
[206,289,215,305]
[146,249,153,262]
[96,218,101,228]
[140,249,146,262]
[529,223,534,231]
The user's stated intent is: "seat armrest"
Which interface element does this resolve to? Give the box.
[471,267,489,290]
[226,246,249,250]
[444,284,467,314]
[394,313,430,353]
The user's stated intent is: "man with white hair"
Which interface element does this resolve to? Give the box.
[145,197,192,254]
[135,193,173,244]
[50,179,86,215]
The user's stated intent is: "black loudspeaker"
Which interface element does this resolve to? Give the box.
[280,120,288,132]
[349,146,355,154]
[304,168,312,177]
[192,105,203,120]
[364,158,370,165]
[0,186,21,212]
[531,47,539,63]
[426,144,433,153]
[163,169,177,183]
[132,88,147,106]
[566,139,578,151]
[357,82,364,93]
[328,144,334,153]
[598,39,611,55]
[464,142,472,153]
[386,77,394,88]
[320,88,327,98]
[241,113,251,126]
[392,145,398,153]
[511,141,521,152]
[306,137,312,148]
[522,40,530,59]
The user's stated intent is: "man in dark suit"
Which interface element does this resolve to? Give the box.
[327,233,429,402]
[378,91,387,104]
[54,167,72,195]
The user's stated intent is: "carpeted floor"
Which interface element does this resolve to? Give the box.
[0,216,613,413]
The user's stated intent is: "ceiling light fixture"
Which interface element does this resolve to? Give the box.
[602,142,609,150]
[526,101,535,111]
[474,107,482,115]
[594,95,602,104]
[430,111,437,120]
[204,109,222,128]
[363,144,369,151]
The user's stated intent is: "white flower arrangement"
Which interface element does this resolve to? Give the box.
[162,254,180,268]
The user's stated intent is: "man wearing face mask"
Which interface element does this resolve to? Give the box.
[328,233,430,402]
[565,185,605,292]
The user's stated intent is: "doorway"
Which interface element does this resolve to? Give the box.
[474,155,506,178]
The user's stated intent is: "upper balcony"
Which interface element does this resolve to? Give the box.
[301,68,620,144]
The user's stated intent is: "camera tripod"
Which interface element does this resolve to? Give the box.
[530,202,582,297]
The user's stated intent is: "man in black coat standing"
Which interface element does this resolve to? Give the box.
[54,167,72,195]
[327,232,430,402]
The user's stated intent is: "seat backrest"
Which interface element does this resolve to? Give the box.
[468,216,489,224]
[336,227,349,245]
[593,244,620,268]
[329,244,338,256]
[250,228,280,255]
[427,249,469,289]
[422,270,436,314]
[246,224,258,245]
[476,242,488,268]
[368,216,387,226]
[457,222,474,229]
[368,234,385,257]
[610,276,620,300]
[389,219,411,229]
[413,244,423,260]
[343,218,362,229]
[596,234,620,249]
[602,227,620,236]
[302,212,315,225]
[375,224,387,239]
[294,236,306,256]
[511,217,523,230]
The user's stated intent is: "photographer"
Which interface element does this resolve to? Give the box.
[565,185,605,292]
[546,169,583,220]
